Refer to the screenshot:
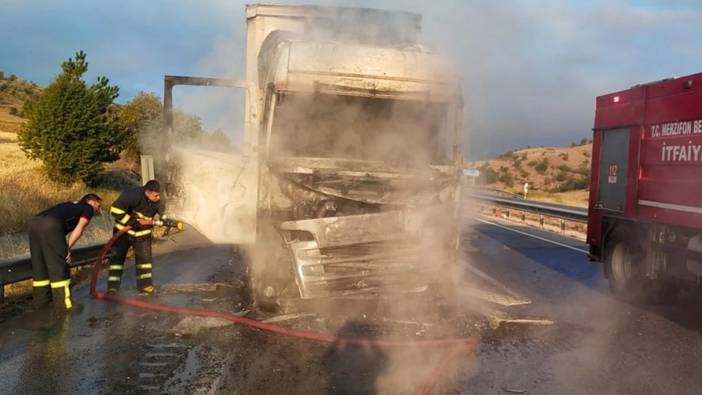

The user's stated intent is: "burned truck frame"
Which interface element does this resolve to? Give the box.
[163,5,463,308]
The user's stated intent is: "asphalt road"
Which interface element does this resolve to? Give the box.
[2,214,702,394]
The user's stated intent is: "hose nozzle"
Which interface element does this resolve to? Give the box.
[154,218,185,231]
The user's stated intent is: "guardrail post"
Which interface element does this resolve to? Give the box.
[521,213,526,222]
[492,207,497,216]
[539,215,544,229]
[560,219,566,233]
[506,210,510,220]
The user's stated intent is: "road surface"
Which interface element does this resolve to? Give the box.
[1,213,702,394]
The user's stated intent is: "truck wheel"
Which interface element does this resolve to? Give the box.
[608,240,648,303]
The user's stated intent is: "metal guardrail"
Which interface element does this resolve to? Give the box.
[469,193,588,222]
[0,243,106,302]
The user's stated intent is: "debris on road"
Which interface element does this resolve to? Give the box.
[172,316,234,336]
[159,282,238,293]
[261,313,316,324]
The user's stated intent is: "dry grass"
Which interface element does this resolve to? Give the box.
[528,190,589,208]
[0,130,123,258]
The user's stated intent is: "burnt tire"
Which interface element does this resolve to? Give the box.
[249,261,297,313]
[249,224,298,313]
[251,280,282,312]
[608,240,648,303]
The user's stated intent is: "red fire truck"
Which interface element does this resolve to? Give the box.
[588,72,702,303]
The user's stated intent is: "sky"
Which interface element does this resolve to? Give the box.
[2,0,701,160]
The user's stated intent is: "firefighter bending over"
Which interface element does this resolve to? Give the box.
[29,194,102,311]
[108,179,164,295]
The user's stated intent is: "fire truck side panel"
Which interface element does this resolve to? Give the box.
[589,72,702,288]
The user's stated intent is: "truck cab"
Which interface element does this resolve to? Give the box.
[165,5,464,309]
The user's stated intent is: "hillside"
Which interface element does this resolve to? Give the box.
[0,72,41,133]
[468,141,593,207]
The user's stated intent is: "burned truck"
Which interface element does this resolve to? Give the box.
[163,5,464,309]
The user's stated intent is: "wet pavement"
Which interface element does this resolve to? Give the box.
[2,215,702,394]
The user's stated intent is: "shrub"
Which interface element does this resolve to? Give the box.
[534,158,549,174]
[497,150,515,160]
[498,170,514,187]
[478,163,499,184]
[511,156,523,170]
[551,176,589,192]
[18,51,125,185]
[555,170,568,182]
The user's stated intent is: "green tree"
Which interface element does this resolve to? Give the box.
[117,92,210,160]
[18,51,124,184]
[118,92,163,160]
[173,111,205,141]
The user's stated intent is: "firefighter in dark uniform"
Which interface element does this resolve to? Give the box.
[108,179,164,294]
[29,194,102,310]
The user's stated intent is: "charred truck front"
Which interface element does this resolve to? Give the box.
[162,5,464,309]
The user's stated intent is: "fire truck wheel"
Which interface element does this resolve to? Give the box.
[608,240,648,303]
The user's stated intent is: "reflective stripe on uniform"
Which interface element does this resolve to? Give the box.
[136,263,152,269]
[50,279,70,289]
[134,211,152,220]
[108,276,121,282]
[132,229,152,237]
[50,279,72,309]
[65,286,72,308]
[110,206,126,215]
[109,265,123,270]
[119,214,131,224]
[137,273,152,280]
[33,279,50,287]
[114,223,152,237]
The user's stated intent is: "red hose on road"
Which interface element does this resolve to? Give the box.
[90,226,478,394]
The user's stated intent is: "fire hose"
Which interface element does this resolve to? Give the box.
[90,226,478,394]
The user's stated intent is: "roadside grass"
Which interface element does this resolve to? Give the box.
[0,129,133,304]
[0,130,132,258]
[527,190,589,208]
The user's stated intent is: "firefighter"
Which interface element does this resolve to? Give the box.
[108,179,164,294]
[29,194,103,310]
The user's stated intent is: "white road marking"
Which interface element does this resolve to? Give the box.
[476,217,589,254]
